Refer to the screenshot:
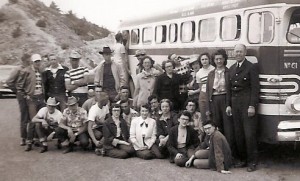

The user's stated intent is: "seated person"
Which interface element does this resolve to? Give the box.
[87,91,110,155]
[103,104,135,159]
[56,96,89,154]
[185,121,232,174]
[120,99,139,127]
[168,111,199,167]
[156,99,178,157]
[115,86,133,107]
[130,104,164,160]
[148,95,161,120]
[30,97,63,153]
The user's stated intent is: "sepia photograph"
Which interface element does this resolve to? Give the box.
[0,0,300,180]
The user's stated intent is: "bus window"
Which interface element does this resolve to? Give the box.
[131,29,139,45]
[287,9,300,43]
[181,21,195,43]
[143,27,153,44]
[221,15,241,41]
[248,12,274,44]
[169,23,178,43]
[199,18,216,42]
[155,25,167,44]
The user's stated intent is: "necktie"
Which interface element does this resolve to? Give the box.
[140,122,148,128]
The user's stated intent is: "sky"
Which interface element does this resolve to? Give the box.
[40,0,200,32]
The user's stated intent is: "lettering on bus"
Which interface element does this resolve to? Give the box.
[284,62,298,69]
[181,11,195,17]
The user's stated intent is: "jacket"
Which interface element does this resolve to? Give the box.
[103,117,130,149]
[94,60,125,91]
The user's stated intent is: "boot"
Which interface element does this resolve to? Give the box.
[25,144,32,152]
[63,143,74,154]
[40,145,48,153]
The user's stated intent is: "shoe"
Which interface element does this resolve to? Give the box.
[33,141,41,147]
[63,145,73,154]
[247,164,256,172]
[95,148,101,156]
[20,139,26,146]
[234,161,246,168]
[25,144,32,152]
[40,146,48,153]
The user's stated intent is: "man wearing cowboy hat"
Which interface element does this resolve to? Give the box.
[56,96,89,153]
[65,50,89,107]
[31,97,63,153]
[94,46,126,102]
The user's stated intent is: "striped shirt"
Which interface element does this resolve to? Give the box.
[196,65,215,92]
[65,66,89,93]
[34,70,43,95]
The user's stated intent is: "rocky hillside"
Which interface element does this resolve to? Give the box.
[0,0,113,67]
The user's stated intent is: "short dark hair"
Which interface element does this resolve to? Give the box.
[140,55,155,69]
[198,52,211,68]
[119,86,129,91]
[203,120,217,127]
[178,110,192,122]
[115,32,123,42]
[211,49,228,67]
[110,103,122,115]
[167,53,176,60]
[140,103,151,112]
[162,60,175,70]
[184,98,199,111]
[148,94,158,103]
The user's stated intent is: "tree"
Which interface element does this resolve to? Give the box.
[49,1,60,12]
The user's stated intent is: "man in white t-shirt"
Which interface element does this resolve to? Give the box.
[87,91,110,155]
[31,97,63,153]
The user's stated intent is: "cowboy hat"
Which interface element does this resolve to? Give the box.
[66,96,79,106]
[99,46,114,54]
[134,49,146,57]
[46,97,60,106]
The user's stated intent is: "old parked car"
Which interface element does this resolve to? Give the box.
[0,65,18,98]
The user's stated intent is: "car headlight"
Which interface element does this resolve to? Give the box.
[285,95,300,112]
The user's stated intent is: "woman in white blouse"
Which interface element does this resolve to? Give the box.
[130,104,164,159]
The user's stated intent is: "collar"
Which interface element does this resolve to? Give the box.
[237,59,245,67]
[159,113,171,121]
[46,64,64,71]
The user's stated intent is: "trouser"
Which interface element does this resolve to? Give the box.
[70,93,88,107]
[232,96,258,165]
[92,128,104,148]
[105,144,135,159]
[173,147,195,167]
[26,94,46,143]
[210,94,235,155]
[136,144,165,160]
[199,91,208,123]
[55,127,89,148]
[35,122,58,142]
[16,93,30,139]
[177,92,188,111]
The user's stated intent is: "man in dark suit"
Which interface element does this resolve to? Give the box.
[229,44,259,172]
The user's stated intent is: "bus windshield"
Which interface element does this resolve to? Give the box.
[287,8,300,43]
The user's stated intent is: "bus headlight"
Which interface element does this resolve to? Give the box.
[285,95,300,112]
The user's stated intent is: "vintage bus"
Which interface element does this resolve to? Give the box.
[118,0,300,144]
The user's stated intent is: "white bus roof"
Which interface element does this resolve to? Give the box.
[119,0,300,27]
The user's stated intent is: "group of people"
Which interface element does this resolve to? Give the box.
[6,31,259,174]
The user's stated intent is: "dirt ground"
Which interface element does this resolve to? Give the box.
[0,98,299,181]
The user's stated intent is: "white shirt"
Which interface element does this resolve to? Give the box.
[36,107,63,125]
[88,103,109,128]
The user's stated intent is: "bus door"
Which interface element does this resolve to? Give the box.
[245,8,280,143]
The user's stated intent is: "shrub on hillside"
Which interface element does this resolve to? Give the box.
[61,43,69,50]
[9,0,18,4]
[12,26,21,38]
[36,19,46,28]
[0,12,6,23]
